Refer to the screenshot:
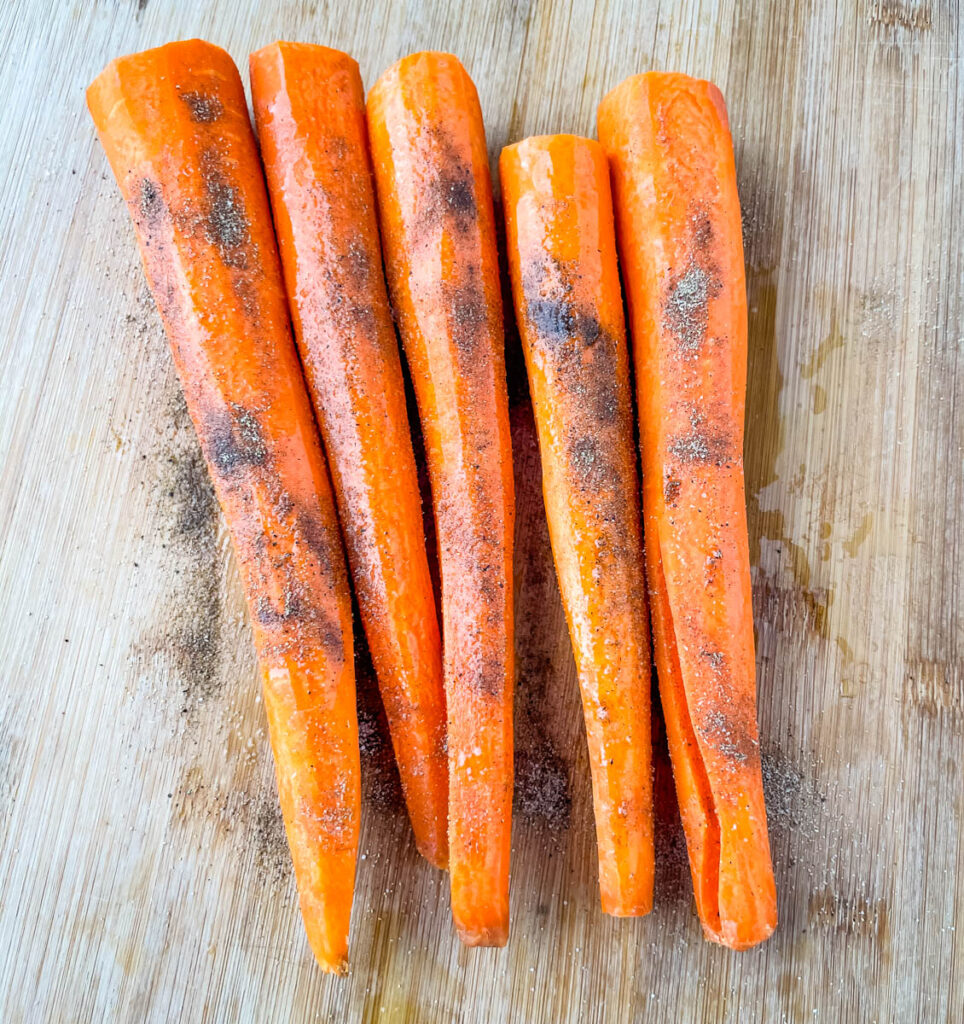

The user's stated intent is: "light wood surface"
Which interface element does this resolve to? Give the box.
[1,1,961,1021]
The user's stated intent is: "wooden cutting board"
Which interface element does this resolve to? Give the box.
[1,1,960,1020]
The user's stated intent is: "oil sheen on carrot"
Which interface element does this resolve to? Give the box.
[501,134,654,916]
[88,39,359,973]
[599,71,777,949]
[250,41,449,870]
[368,52,515,947]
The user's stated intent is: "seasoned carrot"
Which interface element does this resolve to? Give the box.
[367,52,514,946]
[500,135,653,916]
[88,40,359,973]
[598,72,776,949]
[249,42,449,869]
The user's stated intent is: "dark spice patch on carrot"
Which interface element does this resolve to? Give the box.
[522,271,609,357]
[435,159,476,219]
[342,235,372,287]
[575,313,602,347]
[296,508,340,577]
[704,548,725,586]
[698,707,759,766]
[551,331,622,432]
[691,205,714,248]
[469,652,507,699]
[668,424,733,465]
[701,647,725,670]
[571,351,622,428]
[140,178,164,222]
[205,405,268,475]
[567,433,608,487]
[344,298,378,335]
[257,591,345,656]
[664,265,718,351]
[526,296,575,343]
[448,307,487,350]
[664,476,682,506]
[255,588,305,626]
[178,90,224,123]
[231,276,262,325]
[271,491,295,522]
[199,149,250,265]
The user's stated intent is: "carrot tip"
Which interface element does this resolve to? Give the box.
[602,898,654,918]
[418,845,449,872]
[316,955,350,975]
[305,930,350,974]
[701,916,777,951]
[456,925,509,948]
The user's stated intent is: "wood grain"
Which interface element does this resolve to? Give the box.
[0,1,960,1021]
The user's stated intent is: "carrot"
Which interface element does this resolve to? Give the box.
[249,42,449,869]
[598,72,777,949]
[88,40,359,973]
[367,52,514,946]
[500,135,654,916]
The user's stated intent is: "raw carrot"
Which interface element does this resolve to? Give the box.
[500,135,654,916]
[249,42,449,869]
[88,40,359,973]
[367,52,515,947]
[598,72,777,949]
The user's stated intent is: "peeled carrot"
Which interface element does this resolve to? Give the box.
[500,135,653,916]
[249,42,449,869]
[367,52,514,946]
[88,40,359,973]
[598,72,777,949]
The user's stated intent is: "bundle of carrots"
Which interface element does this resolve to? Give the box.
[89,38,775,971]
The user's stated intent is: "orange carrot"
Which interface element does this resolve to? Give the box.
[88,40,359,972]
[367,52,514,946]
[500,135,654,916]
[598,72,776,948]
[249,42,449,869]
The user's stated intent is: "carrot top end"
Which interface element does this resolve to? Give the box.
[249,40,359,72]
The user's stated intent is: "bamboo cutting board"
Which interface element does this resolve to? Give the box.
[0,1,961,1021]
